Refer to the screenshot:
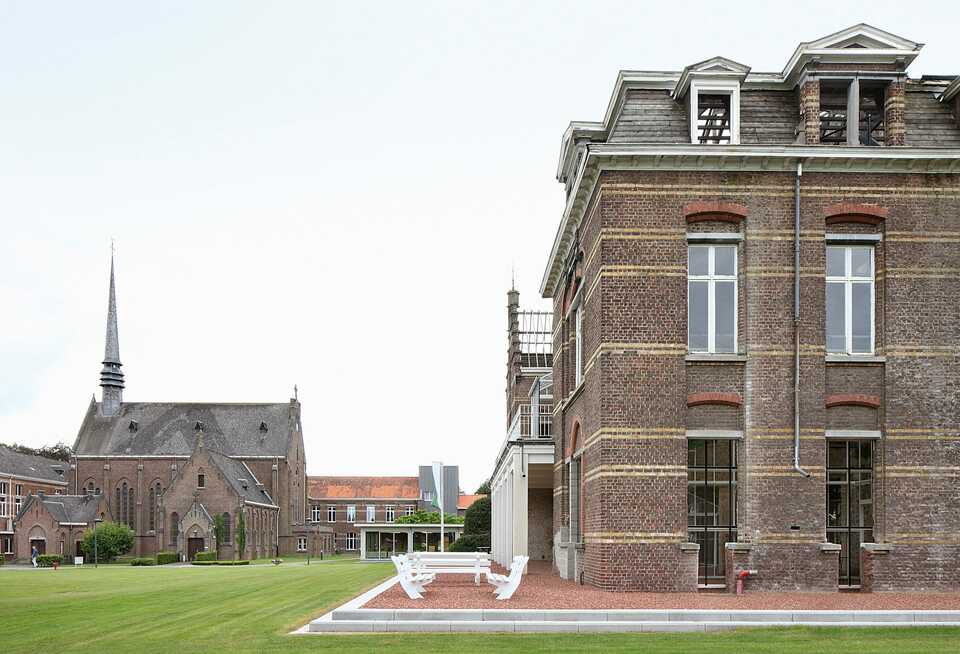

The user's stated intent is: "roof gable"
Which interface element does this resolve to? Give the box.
[674,56,751,98]
[782,23,922,82]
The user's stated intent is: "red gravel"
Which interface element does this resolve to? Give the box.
[364,561,960,610]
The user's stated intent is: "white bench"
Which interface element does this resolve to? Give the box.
[391,555,436,599]
[485,555,528,600]
[408,551,491,585]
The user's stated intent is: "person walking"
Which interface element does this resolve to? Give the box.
[31,545,39,568]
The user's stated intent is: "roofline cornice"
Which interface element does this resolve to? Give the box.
[941,77,960,102]
[0,472,69,486]
[541,145,960,297]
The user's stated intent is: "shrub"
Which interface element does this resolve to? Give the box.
[394,510,463,525]
[36,555,63,567]
[190,560,250,566]
[156,551,179,565]
[464,496,491,535]
[194,551,217,562]
[191,560,217,566]
[448,533,489,552]
[80,522,134,562]
[130,557,156,566]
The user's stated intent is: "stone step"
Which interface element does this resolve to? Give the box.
[330,608,960,624]
[310,618,960,633]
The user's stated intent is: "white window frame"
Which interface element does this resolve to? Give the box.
[826,245,875,355]
[688,244,738,354]
[297,537,307,552]
[344,532,359,551]
[2,536,12,554]
[0,482,7,518]
[385,505,395,523]
[346,505,356,523]
[326,505,336,523]
[366,505,376,522]
[404,505,414,516]
[689,80,741,145]
[311,505,321,523]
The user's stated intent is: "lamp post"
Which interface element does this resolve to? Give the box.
[93,517,103,568]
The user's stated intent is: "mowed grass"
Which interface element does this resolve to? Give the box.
[2,562,959,654]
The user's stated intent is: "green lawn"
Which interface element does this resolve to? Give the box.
[3,562,958,653]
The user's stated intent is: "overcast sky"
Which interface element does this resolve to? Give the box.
[1,2,956,492]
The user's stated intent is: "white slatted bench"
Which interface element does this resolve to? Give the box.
[390,555,436,599]
[408,552,491,585]
[485,555,528,600]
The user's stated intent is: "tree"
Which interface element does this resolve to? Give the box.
[449,496,491,552]
[213,513,225,560]
[81,522,134,562]
[3,441,72,462]
[236,510,246,559]
[475,479,491,495]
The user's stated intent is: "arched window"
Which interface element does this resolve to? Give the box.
[222,512,231,543]
[197,470,205,488]
[148,481,161,531]
[115,481,135,529]
[170,512,179,545]
[85,480,95,495]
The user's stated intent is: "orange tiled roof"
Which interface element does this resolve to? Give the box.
[457,494,486,510]
[308,476,420,500]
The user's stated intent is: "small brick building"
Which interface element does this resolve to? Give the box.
[517,24,960,592]
[13,493,107,561]
[1,445,70,560]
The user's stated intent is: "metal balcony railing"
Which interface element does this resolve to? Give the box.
[508,403,553,440]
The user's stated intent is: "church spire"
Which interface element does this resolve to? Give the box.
[99,250,124,416]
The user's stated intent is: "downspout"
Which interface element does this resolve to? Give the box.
[793,162,811,478]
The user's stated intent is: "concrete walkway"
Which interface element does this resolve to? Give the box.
[297,576,960,633]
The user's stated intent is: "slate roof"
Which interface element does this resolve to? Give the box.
[15,493,101,525]
[308,476,420,500]
[0,445,69,484]
[206,449,277,507]
[73,401,297,457]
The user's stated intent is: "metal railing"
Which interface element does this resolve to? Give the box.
[508,403,553,440]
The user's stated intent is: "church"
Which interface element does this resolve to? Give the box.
[68,257,317,560]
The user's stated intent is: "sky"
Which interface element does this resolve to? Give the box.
[1,1,956,493]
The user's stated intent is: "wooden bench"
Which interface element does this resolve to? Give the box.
[485,555,528,600]
[408,551,492,585]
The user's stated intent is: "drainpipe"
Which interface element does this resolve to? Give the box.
[793,163,811,478]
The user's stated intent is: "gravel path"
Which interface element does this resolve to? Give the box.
[364,561,960,610]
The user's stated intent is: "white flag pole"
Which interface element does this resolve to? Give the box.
[439,465,445,553]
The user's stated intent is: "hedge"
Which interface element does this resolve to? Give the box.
[130,557,156,566]
[448,533,489,552]
[194,551,217,562]
[36,555,63,567]
[190,560,250,566]
[156,551,179,565]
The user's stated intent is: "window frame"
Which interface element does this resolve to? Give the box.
[296,536,307,552]
[687,244,738,354]
[365,505,376,522]
[826,245,875,355]
[326,505,336,523]
[346,505,356,523]
[385,505,395,523]
[344,532,359,551]
[689,80,741,145]
[574,297,584,387]
[687,438,738,586]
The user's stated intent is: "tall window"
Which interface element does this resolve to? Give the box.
[687,439,737,586]
[574,301,583,387]
[826,246,874,354]
[688,245,737,353]
[327,505,336,522]
[297,537,307,552]
[197,472,205,489]
[148,482,161,531]
[569,455,583,543]
[170,512,179,545]
[116,481,134,529]
[0,482,7,518]
[222,513,231,543]
[385,505,395,523]
[366,505,376,522]
[697,94,732,144]
[346,505,356,522]
[827,440,874,586]
[345,532,359,550]
[311,505,321,522]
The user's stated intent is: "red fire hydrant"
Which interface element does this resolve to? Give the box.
[736,569,757,595]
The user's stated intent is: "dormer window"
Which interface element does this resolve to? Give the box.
[697,94,732,144]
[818,79,889,147]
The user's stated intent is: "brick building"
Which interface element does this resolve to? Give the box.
[68,256,314,560]
[307,465,460,555]
[499,24,960,592]
[0,445,70,560]
[13,492,109,561]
